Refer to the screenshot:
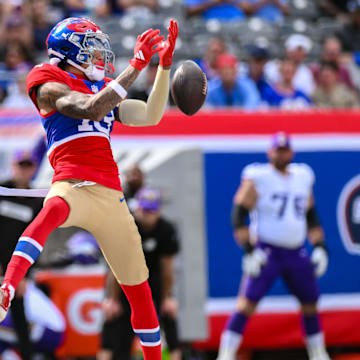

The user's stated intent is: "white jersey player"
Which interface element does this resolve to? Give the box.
[217,132,330,360]
[244,161,314,249]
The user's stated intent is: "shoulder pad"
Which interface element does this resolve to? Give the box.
[26,64,70,93]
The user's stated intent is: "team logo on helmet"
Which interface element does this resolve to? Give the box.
[337,174,360,254]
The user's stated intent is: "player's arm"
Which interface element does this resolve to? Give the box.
[116,20,178,127]
[115,66,170,126]
[307,191,329,277]
[36,65,141,122]
[233,179,267,278]
[102,271,122,320]
[161,255,175,299]
[306,192,325,247]
[231,179,257,249]
[36,26,169,121]
[160,255,178,317]
[105,270,120,300]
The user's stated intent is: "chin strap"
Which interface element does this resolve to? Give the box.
[48,48,113,79]
[64,58,105,81]
[66,58,87,73]
[49,58,61,66]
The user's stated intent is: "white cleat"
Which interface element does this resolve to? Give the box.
[310,356,331,360]
[309,348,331,360]
[216,349,236,360]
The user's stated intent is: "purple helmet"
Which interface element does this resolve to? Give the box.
[67,231,100,265]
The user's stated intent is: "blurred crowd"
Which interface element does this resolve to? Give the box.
[0,0,360,109]
[203,34,360,109]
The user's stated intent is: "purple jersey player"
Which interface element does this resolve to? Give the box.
[217,132,330,360]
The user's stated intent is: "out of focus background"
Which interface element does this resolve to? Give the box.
[0,0,359,359]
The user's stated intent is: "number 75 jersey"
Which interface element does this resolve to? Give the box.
[242,163,315,249]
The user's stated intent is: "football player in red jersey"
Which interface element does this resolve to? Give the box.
[0,17,178,360]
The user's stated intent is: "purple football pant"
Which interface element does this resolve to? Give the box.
[240,242,319,304]
[0,312,64,353]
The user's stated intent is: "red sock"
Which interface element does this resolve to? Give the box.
[121,281,161,360]
[4,197,69,291]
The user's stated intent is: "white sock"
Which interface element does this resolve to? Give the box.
[306,332,330,359]
[217,330,243,360]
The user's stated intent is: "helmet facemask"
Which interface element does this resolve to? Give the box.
[68,31,115,81]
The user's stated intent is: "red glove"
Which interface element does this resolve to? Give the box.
[158,19,178,68]
[130,28,164,71]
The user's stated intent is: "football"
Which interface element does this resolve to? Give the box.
[171,60,207,116]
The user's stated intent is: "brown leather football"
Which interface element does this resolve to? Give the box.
[171,60,208,116]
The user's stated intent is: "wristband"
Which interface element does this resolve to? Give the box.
[231,204,249,229]
[314,241,328,252]
[306,205,321,229]
[243,242,254,254]
[107,80,127,99]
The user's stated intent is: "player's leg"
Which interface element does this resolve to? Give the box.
[151,284,181,360]
[161,314,181,360]
[10,291,33,360]
[1,179,101,322]
[119,281,160,360]
[100,316,134,360]
[0,195,70,320]
[98,319,115,360]
[282,247,330,360]
[111,300,135,360]
[217,295,256,360]
[217,244,281,360]
[88,186,161,360]
[301,303,329,360]
[99,293,134,360]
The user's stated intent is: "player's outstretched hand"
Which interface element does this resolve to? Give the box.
[130,28,164,71]
[242,248,267,278]
[158,19,178,68]
[311,246,328,277]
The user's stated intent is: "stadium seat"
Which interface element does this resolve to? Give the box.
[112,36,136,57]
[316,17,344,40]
[288,0,320,20]
[157,0,185,19]
[182,17,207,38]
[280,18,320,43]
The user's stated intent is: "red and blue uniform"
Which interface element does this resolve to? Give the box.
[26,63,121,191]
[0,16,176,360]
